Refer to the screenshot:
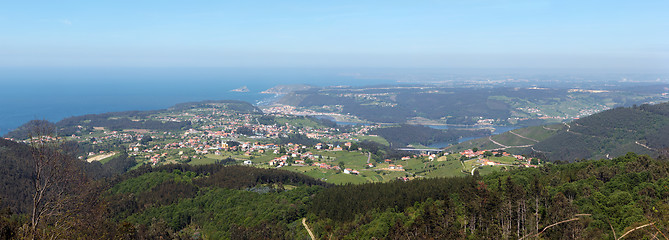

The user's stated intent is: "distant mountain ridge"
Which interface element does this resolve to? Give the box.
[261,84,315,95]
[275,84,669,125]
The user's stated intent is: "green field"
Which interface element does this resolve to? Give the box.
[274,117,326,128]
[171,144,527,184]
[355,135,389,146]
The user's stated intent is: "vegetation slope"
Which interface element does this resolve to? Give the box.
[451,102,669,162]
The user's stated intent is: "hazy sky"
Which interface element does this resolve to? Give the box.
[1,1,668,70]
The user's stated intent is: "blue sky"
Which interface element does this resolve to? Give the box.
[1,1,668,70]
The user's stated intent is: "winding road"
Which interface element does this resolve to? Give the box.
[508,130,539,142]
[488,136,533,150]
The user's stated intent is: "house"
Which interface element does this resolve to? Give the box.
[343,168,352,174]
[243,160,252,165]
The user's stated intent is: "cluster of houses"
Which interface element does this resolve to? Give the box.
[311,162,340,171]
[383,159,405,171]
[54,102,387,166]
[460,149,524,160]
[460,149,540,167]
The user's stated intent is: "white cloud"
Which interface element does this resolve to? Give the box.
[60,19,72,25]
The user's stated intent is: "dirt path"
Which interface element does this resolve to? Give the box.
[488,136,534,150]
[489,136,508,148]
[508,130,539,142]
[635,141,654,151]
[302,218,316,240]
[531,146,547,153]
[87,152,117,163]
[542,126,558,131]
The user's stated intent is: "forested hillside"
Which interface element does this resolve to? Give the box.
[0,138,135,214]
[451,102,669,162]
[1,142,669,239]
[306,152,669,239]
[532,103,669,161]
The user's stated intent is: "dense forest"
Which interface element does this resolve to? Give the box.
[0,138,135,214]
[2,132,669,239]
[307,152,669,239]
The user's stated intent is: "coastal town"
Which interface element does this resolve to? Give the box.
[5,100,542,184]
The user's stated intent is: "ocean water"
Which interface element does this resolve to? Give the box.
[0,68,393,136]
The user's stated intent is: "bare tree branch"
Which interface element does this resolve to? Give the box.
[651,222,669,240]
[609,220,617,240]
[619,223,655,239]
[519,214,591,240]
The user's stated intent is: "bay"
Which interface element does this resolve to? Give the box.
[0,68,391,136]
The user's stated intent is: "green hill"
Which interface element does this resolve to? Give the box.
[448,124,562,153]
[450,102,669,162]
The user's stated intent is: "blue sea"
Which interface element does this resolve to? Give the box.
[0,67,394,136]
